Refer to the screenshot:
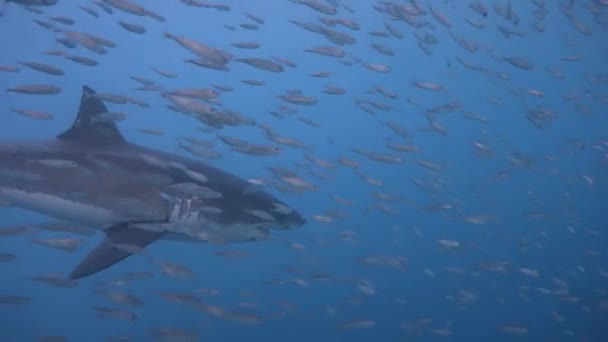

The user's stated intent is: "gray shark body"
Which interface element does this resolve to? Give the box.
[0,85,305,279]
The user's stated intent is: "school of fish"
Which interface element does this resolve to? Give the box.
[1,0,608,341]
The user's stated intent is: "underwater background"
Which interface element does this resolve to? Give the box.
[1,0,607,341]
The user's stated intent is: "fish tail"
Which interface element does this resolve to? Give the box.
[162,31,172,39]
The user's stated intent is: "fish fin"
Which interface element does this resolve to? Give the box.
[57,85,127,145]
[68,223,164,279]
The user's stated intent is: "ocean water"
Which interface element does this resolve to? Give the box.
[0,0,607,341]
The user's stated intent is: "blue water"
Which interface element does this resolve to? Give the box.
[1,1,607,341]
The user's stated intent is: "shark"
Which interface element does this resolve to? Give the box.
[0,85,306,279]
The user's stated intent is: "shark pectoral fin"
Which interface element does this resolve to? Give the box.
[68,223,165,280]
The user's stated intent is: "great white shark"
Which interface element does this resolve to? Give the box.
[0,85,306,279]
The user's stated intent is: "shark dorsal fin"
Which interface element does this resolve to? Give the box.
[57,85,126,144]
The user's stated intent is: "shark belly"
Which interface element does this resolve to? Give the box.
[135,220,270,243]
[0,186,126,227]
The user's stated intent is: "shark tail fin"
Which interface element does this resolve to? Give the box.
[57,85,127,144]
